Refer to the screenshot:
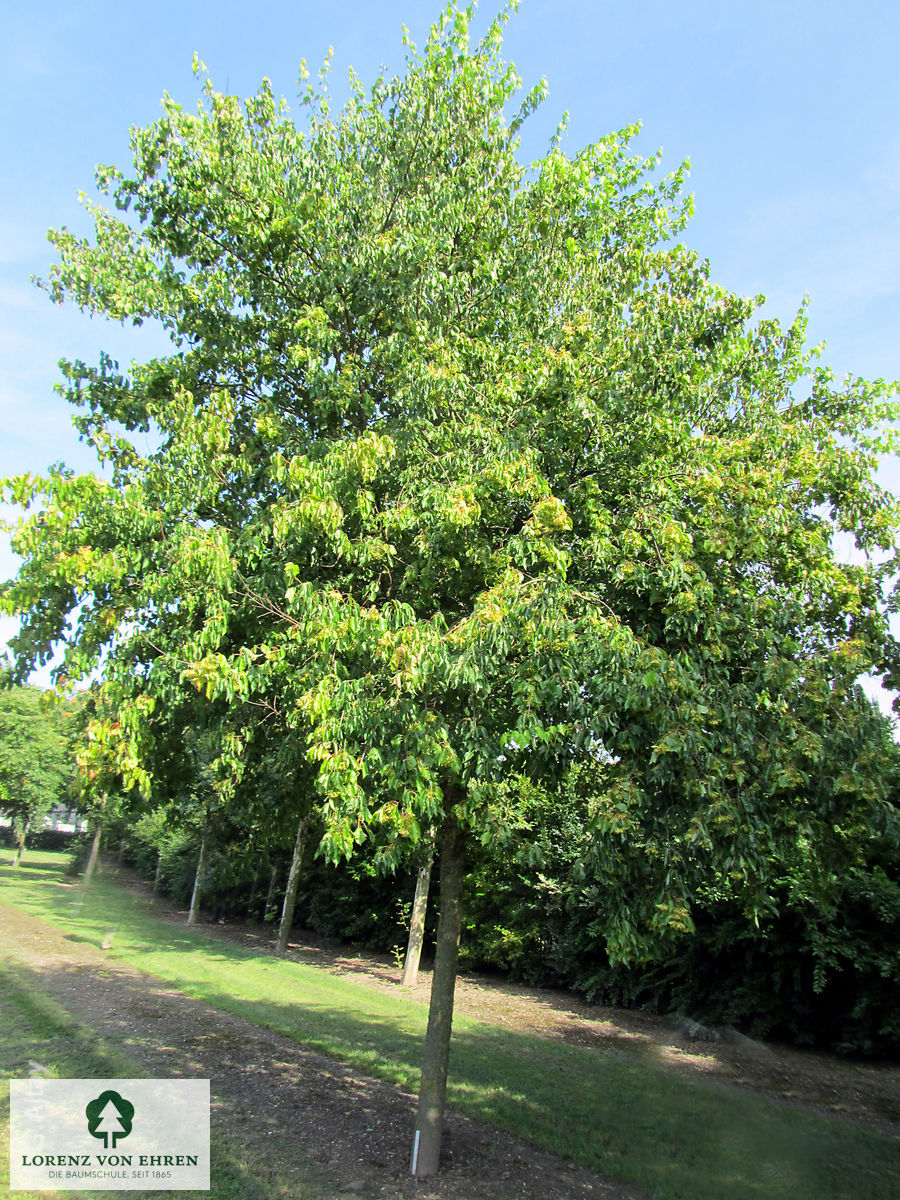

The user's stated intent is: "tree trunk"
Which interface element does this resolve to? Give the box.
[12,818,30,868]
[263,863,280,922]
[82,823,103,885]
[401,828,436,988]
[152,851,163,895]
[411,812,466,1178]
[245,871,259,922]
[276,814,310,955]
[187,829,209,927]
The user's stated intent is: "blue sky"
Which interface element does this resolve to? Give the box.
[2,0,900,702]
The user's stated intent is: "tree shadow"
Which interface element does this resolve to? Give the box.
[0,860,66,873]
[18,948,895,1200]
[6,864,900,1199]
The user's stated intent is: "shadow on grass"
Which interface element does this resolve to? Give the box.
[0,860,67,874]
[202,983,900,1200]
[13,948,898,1200]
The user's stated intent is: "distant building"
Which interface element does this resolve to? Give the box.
[43,805,88,833]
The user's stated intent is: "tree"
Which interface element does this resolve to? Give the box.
[71,689,156,884]
[0,682,79,865]
[3,1,899,1176]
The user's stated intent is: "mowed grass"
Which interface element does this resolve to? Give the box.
[0,955,331,1200]
[3,849,899,1200]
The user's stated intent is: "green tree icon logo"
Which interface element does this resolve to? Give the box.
[85,1090,134,1149]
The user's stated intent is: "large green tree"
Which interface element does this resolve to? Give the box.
[3,2,899,1175]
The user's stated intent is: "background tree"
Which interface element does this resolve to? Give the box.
[0,682,80,865]
[2,0,899,1176]
[71,686,158,884]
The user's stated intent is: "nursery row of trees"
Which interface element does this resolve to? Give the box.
[3,1,900,1172]
[88,691,900,1058]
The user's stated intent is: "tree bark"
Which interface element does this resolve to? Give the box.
[187,828,209,926]
[401,828,436,988]
[152,851,163,895]
[82,823,103,885]
[12,818,30,868]
[276,814,310,955]
[411,812,466,1178]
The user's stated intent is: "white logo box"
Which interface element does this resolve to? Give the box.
[10,1078,209,1191]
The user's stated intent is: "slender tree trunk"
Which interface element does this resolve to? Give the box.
[401,828,436,988]
[152,851,163,895]
[245,871,259,922]
[117,838,126,866]
[411,811,466,1178]
[12,819,30,868]
[263,863,280,922]
[82,823,103,885]
[187,828,209,927]
[276,814,310,955]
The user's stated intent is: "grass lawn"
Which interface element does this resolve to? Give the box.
[2,849,899,1200]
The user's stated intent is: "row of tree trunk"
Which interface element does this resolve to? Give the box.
[174,812,438,985]
[82,805,458,1180]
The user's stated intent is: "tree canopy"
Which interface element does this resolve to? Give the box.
[0,681,81,861]
[3,0,899,1173]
